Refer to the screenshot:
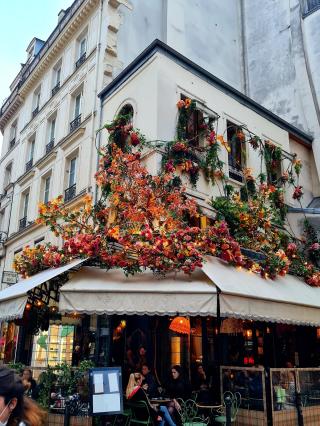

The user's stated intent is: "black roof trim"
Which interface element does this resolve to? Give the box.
[99,39,313,146]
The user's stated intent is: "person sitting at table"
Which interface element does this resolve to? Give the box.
[21,368,38,400]
[166,365,191,421]
[126,372,176,426]
[192,364,212,404]
[142,364,160,399]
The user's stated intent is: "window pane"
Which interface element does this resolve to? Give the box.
[69,158,76,187]
[29,140,35,160]
[50,119,56,140]
[56,68,61,84]
[74,95,81,118]
[80,38,86,56]
[23,193,29,217]
[44,176,51,203]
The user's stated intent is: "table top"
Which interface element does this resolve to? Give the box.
[150,398,171,404]
[196,403,222,409]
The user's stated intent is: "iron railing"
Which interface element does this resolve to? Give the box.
[75,52,86,69]
[46,139,55,154]
[51,82,60,96]
[228,160,243,183]
[32,106,39,118]
[9,138,15,150]
[65,184,76,202]
[19,217,27,230]
[70,114,81,132]
[25,159,33,172]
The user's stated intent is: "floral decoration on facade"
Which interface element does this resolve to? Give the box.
[13,100,320,287]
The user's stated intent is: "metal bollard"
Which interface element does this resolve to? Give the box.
[64,399,71,426]
[295,391,304,426]
[225,395,232,426]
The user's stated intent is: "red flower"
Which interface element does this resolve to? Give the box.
[130,132,140,146]
[292,186,303,200]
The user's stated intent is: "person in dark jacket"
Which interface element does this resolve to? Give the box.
[166,365,191,420]
[141,364,159,399]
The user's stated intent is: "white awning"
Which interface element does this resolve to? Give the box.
[59,267,217,316]
[202,256,320,326]
[0,259,85,321]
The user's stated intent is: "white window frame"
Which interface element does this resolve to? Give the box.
[68,157,77,188]
[74,93,82,119]
[43,175,51,204]
[49,118,56,142]
[22,192,29,219]
[79,37,86,58]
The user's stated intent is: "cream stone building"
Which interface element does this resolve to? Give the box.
[0,0,319,288]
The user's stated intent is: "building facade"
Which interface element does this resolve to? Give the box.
[0,0,319,371]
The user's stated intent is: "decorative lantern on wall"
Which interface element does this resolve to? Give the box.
[169,316,191,335]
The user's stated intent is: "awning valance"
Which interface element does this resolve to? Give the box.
[59,267,217,316]
[202,257,320,326]
[0,259,85,321]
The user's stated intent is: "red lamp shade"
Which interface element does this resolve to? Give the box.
[169,316,191,335]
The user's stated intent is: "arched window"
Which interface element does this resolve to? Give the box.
[118,103,134,124]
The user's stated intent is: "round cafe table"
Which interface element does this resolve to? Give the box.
[150,398,171,405]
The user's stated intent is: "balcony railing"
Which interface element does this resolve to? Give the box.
[19,217,27,230]
[32,106,39,118]
[228,160,243,183]
[75,52,86,69]
[70,114,81,132]
[51,82,60,96]
[64,184,76,202]
[46,139,54,154]
[9,138,16,150]
[25,159,33,172]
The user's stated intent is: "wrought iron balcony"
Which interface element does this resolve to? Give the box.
[65,184,76,202]
[46,139,54,154]
[9,138,15,150]
[32,106,39,118]
[51,82,60,96]
[75,52,86,69]
[19,216,27,230]
[25,159,33,172]
[70,114,81,132]
[228,160,243,183]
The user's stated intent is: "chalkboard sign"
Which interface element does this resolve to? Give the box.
[89,367,123,416]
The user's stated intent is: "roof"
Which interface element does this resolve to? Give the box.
[99,39,313,146]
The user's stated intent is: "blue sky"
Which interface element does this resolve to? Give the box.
[0,0,72,143]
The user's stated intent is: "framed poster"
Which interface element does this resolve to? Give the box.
[89,367,123,416]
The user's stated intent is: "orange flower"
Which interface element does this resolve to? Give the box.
[217,135,231,152]
[184,98,192,108]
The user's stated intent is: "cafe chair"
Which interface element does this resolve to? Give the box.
[177,399,209,426]
[126,400,153,425]
[214,391,241,425]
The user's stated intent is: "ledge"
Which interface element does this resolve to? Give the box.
[17,169,36,187]
[37,150,58,171]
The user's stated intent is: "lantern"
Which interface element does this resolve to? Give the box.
[169,316,191,335]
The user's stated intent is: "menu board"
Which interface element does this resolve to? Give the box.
[89,367,123,416]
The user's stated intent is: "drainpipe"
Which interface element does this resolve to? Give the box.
[94,86,104,204]
[88,0,104,199]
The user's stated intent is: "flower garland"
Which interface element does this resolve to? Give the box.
[12,103,320,286]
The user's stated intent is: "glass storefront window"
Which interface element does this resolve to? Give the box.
[31,324,74,367]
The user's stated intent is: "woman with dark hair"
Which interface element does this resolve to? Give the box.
[166,365,191,419]
[21,370,37,401]
[0,367,46,425]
